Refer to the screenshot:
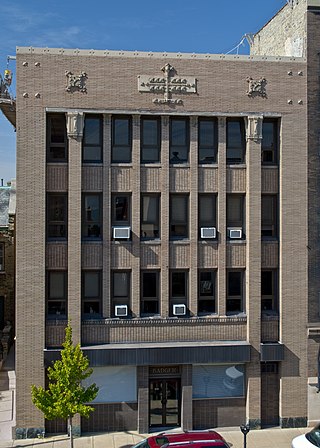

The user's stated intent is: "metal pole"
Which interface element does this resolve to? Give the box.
[240,424,250,448]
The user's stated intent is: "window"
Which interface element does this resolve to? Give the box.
[0,243,4,271]
[170,118,189,163]
[262,119,278,164]
[198,270,216,314]
[82,271,102,318]
[170,270,188,316]
[47,113,68,162]
[193,365,244,398]
[227,194,245,238]
[112,194,131,226]
[82,194,102,239]
[47,194,67,239]
[199,194,217,239]
[141,117,160,163]
[141,271,159,315]
[141,194,160,239]
[262,195,278,238]
[47,271,67,318]
[112,271,131,317]
[83,115,103,162]
[170,194,189,239]
[227,270,244,314]
[261,270,278,312]
[198,118,217,164]
[226,118,246,164]
[112,116,132,163]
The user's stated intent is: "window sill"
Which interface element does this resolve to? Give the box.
[170,239,190,244]
[141,163,161,167]
[82,238,103,242]
[226,239,246,244]
[111,163,133,167]
[140,239,161,244]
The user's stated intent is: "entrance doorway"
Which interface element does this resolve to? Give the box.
[149,378,181,428]
[261,362,280,427]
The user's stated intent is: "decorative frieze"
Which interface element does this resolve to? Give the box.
[65,71,87,93]
[246,77,267,98]
[138,63,197,105]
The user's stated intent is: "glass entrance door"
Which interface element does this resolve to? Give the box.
[149,378,181,428]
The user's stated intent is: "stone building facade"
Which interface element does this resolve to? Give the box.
[13,0,319,439]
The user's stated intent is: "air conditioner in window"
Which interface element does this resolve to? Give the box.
[228,228,242,239]
[201,227,216,239]
[113,226,131,239]
[115,305,128,317]
[0,264,3,271]
[173,304,186,316]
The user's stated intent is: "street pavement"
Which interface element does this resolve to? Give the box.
[0,346,316,447]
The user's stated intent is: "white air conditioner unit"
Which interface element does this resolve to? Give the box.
[115,305,128,317]
[113,226,131,239]
[228,228,242,239]
[173,304,186,316]
[0,264,3,271]
[201,227,216,239]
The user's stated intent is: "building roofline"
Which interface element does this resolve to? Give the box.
[16,46,306,63]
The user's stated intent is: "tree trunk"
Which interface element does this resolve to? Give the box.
[69,416,74,448]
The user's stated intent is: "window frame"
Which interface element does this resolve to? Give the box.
[111,270,131,317]
[46,113,68,162]
[261,269,278,313]
[140,270,160,316]
[82,193,102,240]
[170,270,188,316]
[46,193,68,240]
[261,194,278,239]
[170,194,189,240]
[226,270,245,314]
[227,194,245,238]
[198,117,218,164]
[198,194,217,240]
[198,270,216,315]
[141,194,160,240]
[169,117,189,164]
[226,118,246,164]
[46,270,67,319]
[141,117,161,163]
[82,114,103,163]
[112,194,131,227]
[82,270,102,319]
[112,116,132,163]
[262,119,279,165]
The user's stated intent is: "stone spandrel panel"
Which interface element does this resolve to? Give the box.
[169,243,190,268]
[111,167,131,191]
[46,165,68,191]
[169,167,190,192]
[226,168,246,193]
[82,166,103,191]
[198,167,218,192]
[227,243,246,268]
[82,243,103,268]
[261,167,279,194]
[140,167,160,192]
[140,244,160,268]
[198,243,218,268]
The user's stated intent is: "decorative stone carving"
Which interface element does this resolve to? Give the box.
[65,71,87,93]
[66,112,84,139]
[246,77,267,98]
[138,63,197,105]
[246,115,263,142]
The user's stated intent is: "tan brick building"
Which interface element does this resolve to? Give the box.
[12,0,320,439]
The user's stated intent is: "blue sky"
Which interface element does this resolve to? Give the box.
[0,0,287,184]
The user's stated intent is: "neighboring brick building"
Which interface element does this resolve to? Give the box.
[0,180,15,358]
[11,0,319,439]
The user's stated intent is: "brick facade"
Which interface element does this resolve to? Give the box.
[14,2,315,437]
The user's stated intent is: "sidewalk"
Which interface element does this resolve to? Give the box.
[0,427,308,448]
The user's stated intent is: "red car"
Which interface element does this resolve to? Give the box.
[132,430,230,448]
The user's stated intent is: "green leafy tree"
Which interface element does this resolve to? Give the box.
[31,324,99,448]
